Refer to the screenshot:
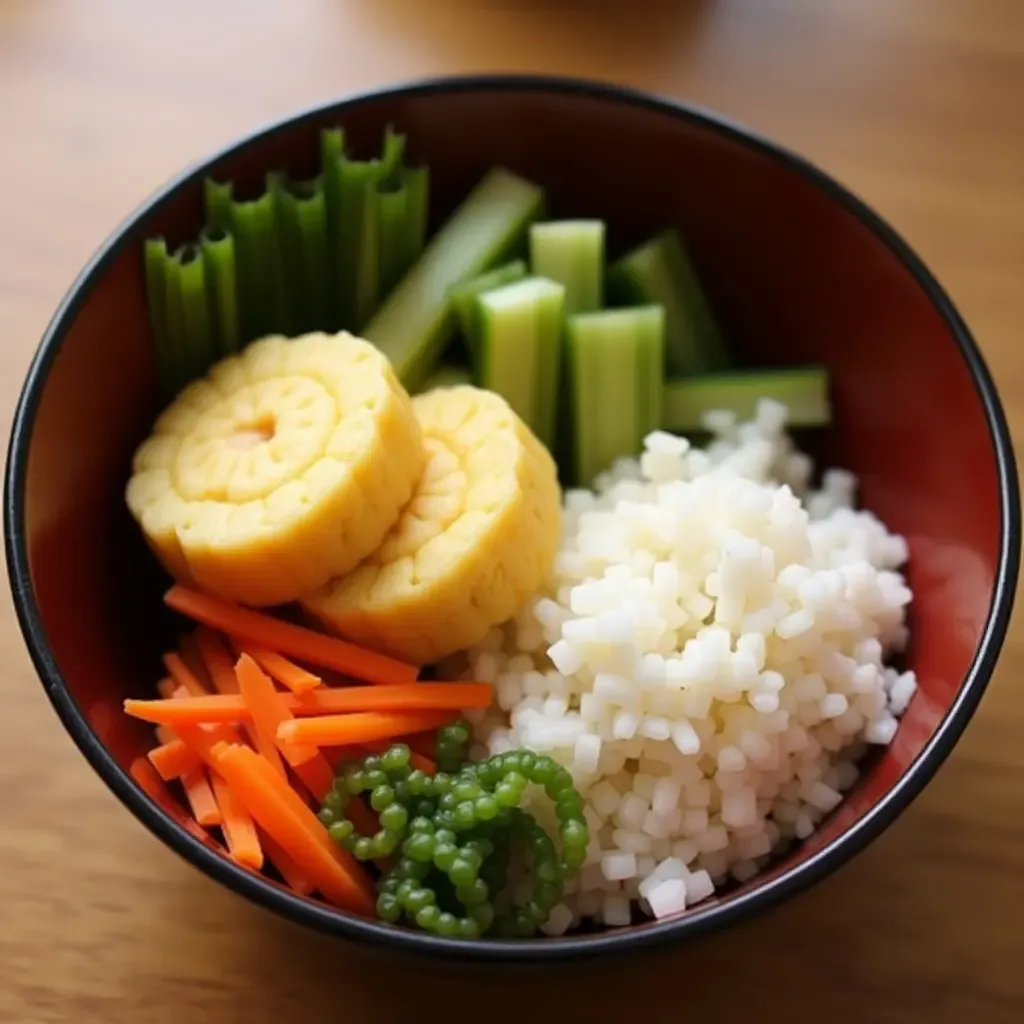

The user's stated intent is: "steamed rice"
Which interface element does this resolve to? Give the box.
[441,399,917,933]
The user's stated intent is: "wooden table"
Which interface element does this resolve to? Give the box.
[1,1,1022,1020]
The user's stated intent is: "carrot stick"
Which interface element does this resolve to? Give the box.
[195,627,240,694]
[123,683,492,726]
[165,585,418,686]
[232,640,322,695]
[291,755,335,803]
[260,830,314,896]
[182,767,221,827]
[179,631,212,691]
[163,652,209,697]
[154,724,176,745]
[230,652,287,780]
[130,757,227,851]
[211,743,375,915]
[235,653,318,767]
[148,738,202,780]
[278,710,455,749]
[210,772,263,869]
[156,677,176,699]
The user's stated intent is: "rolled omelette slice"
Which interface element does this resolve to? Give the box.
[303,386,562,665]
[126,331,423,607]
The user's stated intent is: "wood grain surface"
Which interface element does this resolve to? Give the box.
[1,1,1022,1021]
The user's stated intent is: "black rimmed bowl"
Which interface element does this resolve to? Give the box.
[4,75,1019,964]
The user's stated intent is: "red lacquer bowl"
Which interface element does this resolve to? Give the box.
[4,76,1019,964]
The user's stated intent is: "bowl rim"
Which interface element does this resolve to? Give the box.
[5,72,1020,964]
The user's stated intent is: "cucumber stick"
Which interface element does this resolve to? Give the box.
[568,305,665,486]
[529,220,604,314]
[475,277,566,448]
[449,259,528,351]
[607,229,728,375]
[363,167,545,391]
[663,366,831,432]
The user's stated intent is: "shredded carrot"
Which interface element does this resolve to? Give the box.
[154,724,176,745]
[129,757,227,852]
[163,652,210,697]
[123,682,491,727]
[211,742,375,915]
[232,639,322,694]
[156,677,176,699]
[278,710,455,749]
[182,767,221,827]
[229,654,288,779]
[235,653,318,767]
[260,830,314,896]
[210,772,263,869]
[195,627,240,694]
[165,585,418,686]
[148,738,202,780]
[291,755,335,803]
[179,631,213,690]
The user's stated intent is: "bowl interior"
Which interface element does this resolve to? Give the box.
[10,81,1009,950]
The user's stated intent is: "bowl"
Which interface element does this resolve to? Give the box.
[5,74,1019,964]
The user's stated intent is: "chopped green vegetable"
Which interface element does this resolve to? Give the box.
[448,260,528,351]
[269,173,329,335]
[567,305,665,486]
[529,220,604,314]
[363,167,545,392]
[475,277,566,448]
[166,245,214,388]
[663,366,831,432]
[203,179,234,235]
[200,228,240,357]
[226,187,287,342]
[144,237,177,399]
[607,229,728,375]
[320,127,346,330]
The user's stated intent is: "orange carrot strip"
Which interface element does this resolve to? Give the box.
[163,652,210,697]
[182,767,222,827]
[235,653,319,767]
[211,743,374,914]
[154,724,176,745]
[123,683,491,726]
[130,757,227,851]
[165,585,418,686]
[260,830,314,896]
[148,739,201,780]
[232,639,322,695]
[156,677,176,699]
[230,652,287,779]
[179,631,213,690]
[210,772,263,870]
[278,710,455,749]
[291,755,335,803]
[195,627,240,694]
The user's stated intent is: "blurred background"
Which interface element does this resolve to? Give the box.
[0,1,1021,1021]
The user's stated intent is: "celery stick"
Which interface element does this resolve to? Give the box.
[449,260,528,352]
[145,237,177,398]
[175,245,214,383]
[270,173,329,334]
[163,254,187,395]
[320,128,346,329]
[529,220,604,314]
[378,185,409,299]
[204,179,234,235]
[662,366,831,432]
[607,229,728,375]
[401,166,429,270]
[419,364,473,392]
[363,167,545,391]
[567,305,665,486]
[337,159,382,331]
[200,228,239,357]
[475,277,565,448]
[229,190,285,342]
